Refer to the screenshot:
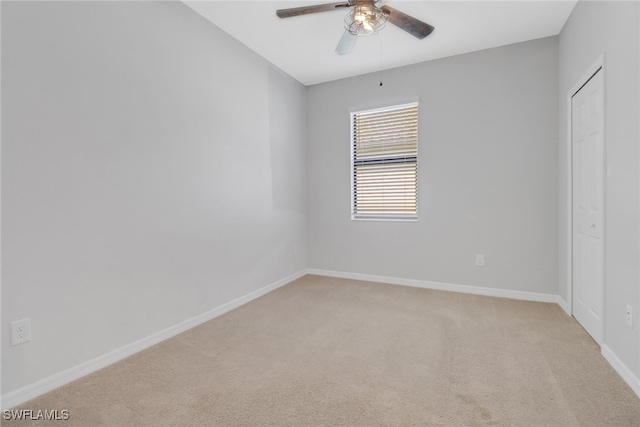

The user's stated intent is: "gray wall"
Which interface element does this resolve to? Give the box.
[2,1,307,394]
[558,1,640,377]
[307,37,559,294]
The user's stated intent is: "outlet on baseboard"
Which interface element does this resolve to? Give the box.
[475,254,485,267]
[11,318,31,345]
[625,305,633,328]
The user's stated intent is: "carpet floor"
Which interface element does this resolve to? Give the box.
[5,274,640,426]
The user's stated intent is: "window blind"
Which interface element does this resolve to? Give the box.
[351,102,418,219]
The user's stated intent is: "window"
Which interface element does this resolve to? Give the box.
[351,102,418,220]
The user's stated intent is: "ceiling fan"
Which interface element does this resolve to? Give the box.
[276,0,435,55]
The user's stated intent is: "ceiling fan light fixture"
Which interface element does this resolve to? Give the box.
[344,3,387,36]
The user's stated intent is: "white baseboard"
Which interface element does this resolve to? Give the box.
[1,270,307,410]
[601,345,640,399]
[5,268,637,409]
[307,268,560,304]
[557,296,571,316]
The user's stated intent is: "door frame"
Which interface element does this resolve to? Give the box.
[565,54,606,345]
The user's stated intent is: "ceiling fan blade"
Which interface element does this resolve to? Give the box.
[380,6,434,40]
[336,30,357,55]
[276,2,351,18]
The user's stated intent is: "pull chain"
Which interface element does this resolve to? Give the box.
[379,31,383,87]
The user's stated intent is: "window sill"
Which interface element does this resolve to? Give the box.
[351,214,418,222]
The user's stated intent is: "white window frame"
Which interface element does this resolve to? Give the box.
[350,101,419,222]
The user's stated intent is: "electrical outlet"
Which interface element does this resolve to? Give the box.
[475,254,485,267]
[625,305,633,329]
[11,318,31,346]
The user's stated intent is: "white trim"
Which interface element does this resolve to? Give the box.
[601,345,640,399]
[5,268,638,409]
[307,268,561,304]
[351,214,418,222]
[565,71,572,315]
[557,296,571,316]
[349,97,419,114]
[0,270,307,410]
[565,54,605,335]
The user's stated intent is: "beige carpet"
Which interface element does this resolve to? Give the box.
[5,275,640,426]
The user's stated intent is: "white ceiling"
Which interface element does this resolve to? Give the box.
[184,1,577,86]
